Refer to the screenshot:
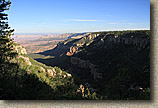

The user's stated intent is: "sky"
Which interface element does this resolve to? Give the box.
[7,0,150,34]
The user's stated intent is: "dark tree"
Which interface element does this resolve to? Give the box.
[0,0,17,75]
[0,0,18,98]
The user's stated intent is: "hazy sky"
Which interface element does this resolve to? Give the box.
[7,0,150,33]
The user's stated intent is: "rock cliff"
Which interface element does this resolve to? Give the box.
[12,42,72,80]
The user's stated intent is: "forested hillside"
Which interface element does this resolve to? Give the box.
[0,0,97,100]
[0,0,150,100]
[1,42,100,99]
[32,30,150,100]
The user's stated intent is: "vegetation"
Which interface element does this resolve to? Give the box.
[28,53,55,59]
[34,30,150,100]
[0,0,18,99]
[0,0,150,100]
[0,0,97,100]
[73,30,150,100]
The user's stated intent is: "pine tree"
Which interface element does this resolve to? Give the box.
[0,0,18,98]
[0,0,17,75]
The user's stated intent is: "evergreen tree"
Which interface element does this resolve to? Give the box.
[0,0,17,75]
[0,0,18,98]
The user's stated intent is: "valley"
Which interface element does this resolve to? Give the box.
[17,30,150,100]
[14,33,89,54]
[0,0,150,101]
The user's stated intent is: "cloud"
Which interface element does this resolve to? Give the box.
[65,19,100,22]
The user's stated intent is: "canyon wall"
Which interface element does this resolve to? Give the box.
[70,57,102,80]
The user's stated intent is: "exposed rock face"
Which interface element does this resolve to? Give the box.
[18,56,31,66]
[64,33,101,56]
[46,68,71,78]
[47,69,56,78]
[40,67,45,73]
[13,42,27,55]
[66,73,72,77]
[71,57,102,80]
[69,32,149,81]
[13,43,32,66]
[77,84,85,96]
[63,75,67,78]
[66,52,74,56]
[103,34,149,48]
[66,47,78,56]
[70,33,90,39]
[88,33,100,39]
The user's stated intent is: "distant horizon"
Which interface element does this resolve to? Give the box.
[14,28,150,35]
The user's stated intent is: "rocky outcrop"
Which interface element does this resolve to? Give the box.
[18,55,31,66]
[46,68,72,78]
[66,73,72,77]
[70,33,90,39]
[87,33,100,40]
[63,73,72,78]
[71,57,102,80]
[69,32,149,80]
[12,43,32,66]
[47,69,56,78]
[76,84,85,96]
[102,34,149,49]
[40,67,45,73]
[66,47,78,56]
[65,33,101,56]
[13,42,27,55]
